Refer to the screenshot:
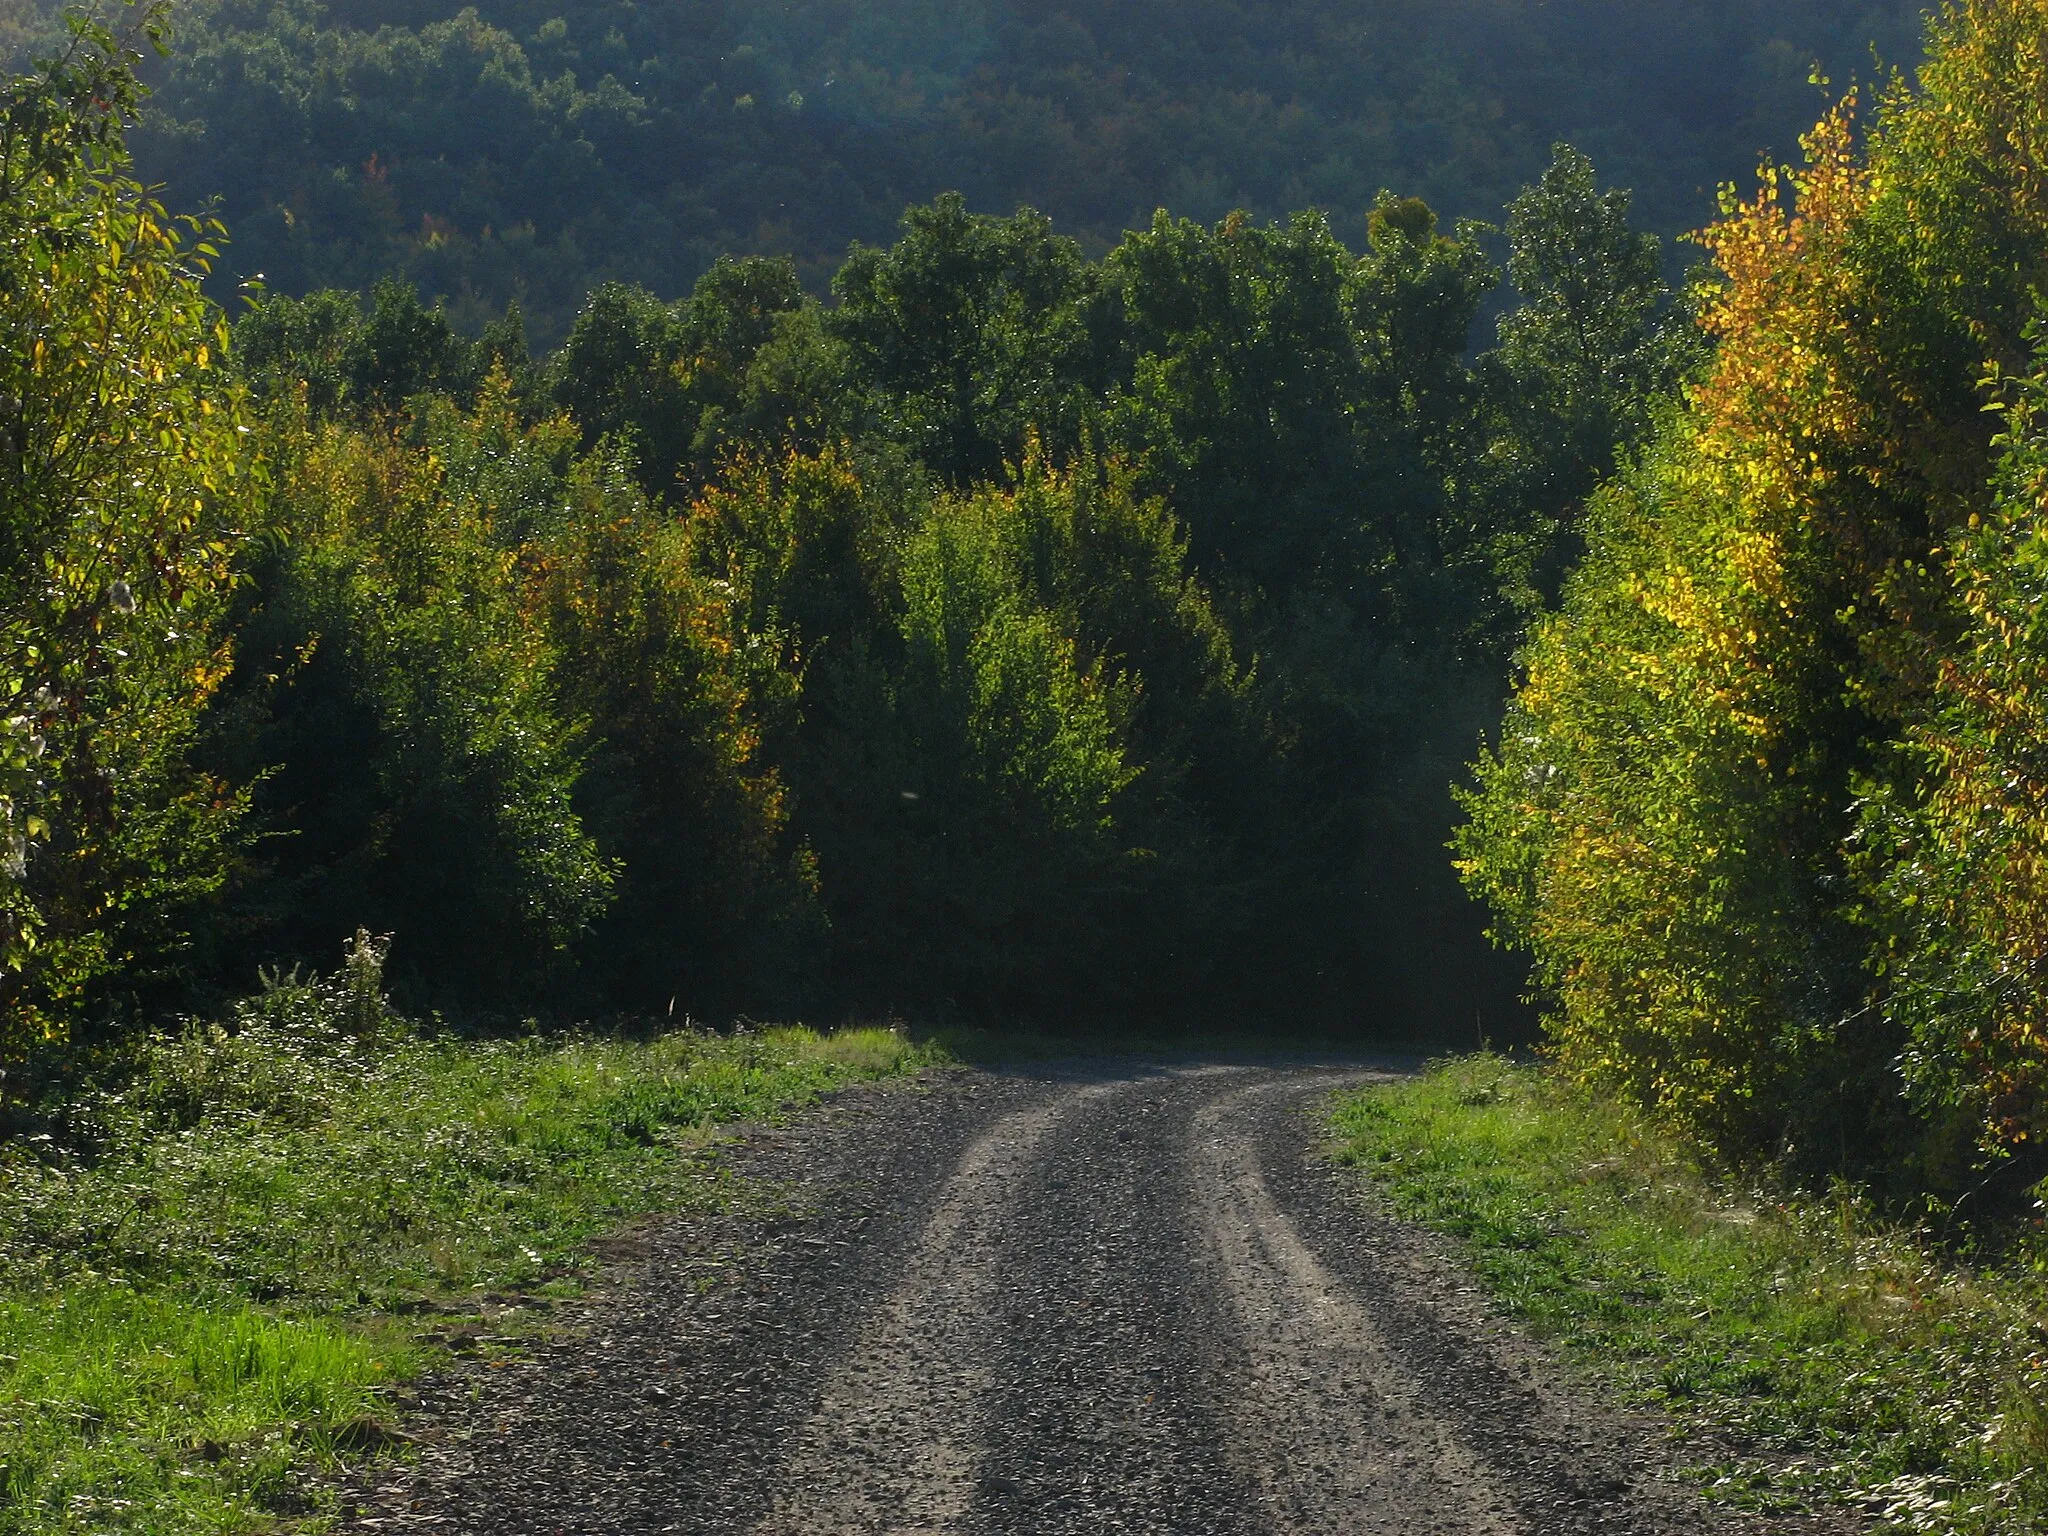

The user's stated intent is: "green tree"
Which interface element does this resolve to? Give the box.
[131,0,1922,343]
[0,6,256,1052]
[542,441,818,1012]
[551,259,809,497]
[235,281,526,421]
[1476,144,1690,607]
[1101,203,1514,1025]
[1873,320,2048,1148]
[681,443,1256,1012]
[830,195,1113,488]
[210,395,611,1004]
[1457,0,2048,1168]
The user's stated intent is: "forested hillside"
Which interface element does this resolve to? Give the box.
[118,0,1925,341]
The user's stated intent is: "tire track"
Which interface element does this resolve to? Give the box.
[752,1077,1128,1535]
[1192,1075,1524,1534]
[341,1060,1848,1536]
[971,1066,1260,1534]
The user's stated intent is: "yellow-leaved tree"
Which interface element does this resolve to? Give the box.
[0,5,256,1056]
[1458,0,2048,1169]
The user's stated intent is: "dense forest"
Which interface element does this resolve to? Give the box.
[22,0,2048,1205]
[100,0,1931,342]
[0,0,1708,1068]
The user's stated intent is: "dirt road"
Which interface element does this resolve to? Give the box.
[344,1061,1840,1534]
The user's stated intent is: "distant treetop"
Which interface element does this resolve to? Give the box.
[128,0,1923,343]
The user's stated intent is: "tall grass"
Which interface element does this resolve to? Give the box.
[1,1289,401,1532]
[0,959,935,1533]
[1331,1057,2048,1534]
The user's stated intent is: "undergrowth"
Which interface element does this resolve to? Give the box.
[0,938,938,1534]
[1331,1057,2048,1534]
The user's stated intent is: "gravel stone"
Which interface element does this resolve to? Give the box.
[337,1059,1863,1534]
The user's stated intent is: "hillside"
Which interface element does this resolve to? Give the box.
[132,0,1925,341]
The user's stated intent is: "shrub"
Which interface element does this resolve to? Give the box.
[541,444,817,1011]
[209,393,611,1003]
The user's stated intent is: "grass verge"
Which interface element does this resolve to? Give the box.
[1330,1055,2048,1535]
[0,970,938,1535]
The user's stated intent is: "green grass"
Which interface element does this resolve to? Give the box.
[1330,1056,2048,1535]
[0,982,938,1535]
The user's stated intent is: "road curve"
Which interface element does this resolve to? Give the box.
[343,1061,1845,1535]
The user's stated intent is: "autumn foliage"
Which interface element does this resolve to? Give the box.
[1459,0,2048,1166]
[0,7,255,1053]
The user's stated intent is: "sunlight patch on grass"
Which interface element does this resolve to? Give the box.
[0,1286,408,1534]
[0,1018,938,1533]
[1331,1057,2048,1534]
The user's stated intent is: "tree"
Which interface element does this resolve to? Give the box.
[0,6,256,1053]
[551,260,809,498]
[1476,144,1688,609]
[211,391,612,1005]
[1457,0,2048,1168]
[831,195,1113,488]
[1875,321,2048,1147]
[542,440,817,1012]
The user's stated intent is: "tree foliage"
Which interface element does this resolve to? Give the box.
[1,0,1706,1063]
[124,0,1924,342]
[0,7,254,1051]
[200,144,1686,1030]
[27,0,2048,1239]
[208,393,614,1003]
[1456,0,2048,1172]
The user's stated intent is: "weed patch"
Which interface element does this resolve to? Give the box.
[1331,1057,2048,1534]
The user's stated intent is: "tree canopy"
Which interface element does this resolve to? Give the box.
[1457,0,2048,1177]
[119,0,1925,341]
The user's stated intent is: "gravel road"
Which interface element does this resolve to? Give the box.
[341,1060,1851,1535]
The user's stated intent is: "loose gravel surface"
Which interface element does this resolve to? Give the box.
[340,1059,1856,1535]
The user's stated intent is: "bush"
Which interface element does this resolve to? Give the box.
[123,929,395,1133]
[541,443,818,1011]
[208,391,612,1003]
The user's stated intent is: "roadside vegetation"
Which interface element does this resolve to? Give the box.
[0,933,931,1534]
[0,0,1692,1065]
[1402,10,2048,1521]
[1334,1058,2048,1535]
[1456,0,2048,1184]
